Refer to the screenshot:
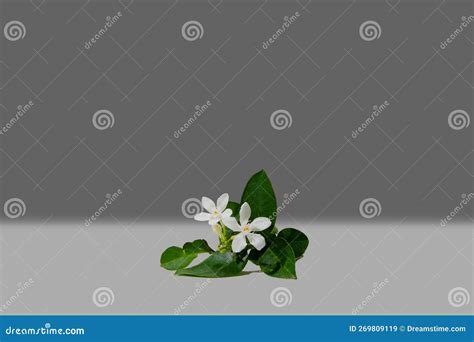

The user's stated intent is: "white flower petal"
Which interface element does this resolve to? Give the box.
[194,212,211,221]
[221,208,232,218]
[201,196,216,213]
[249,217,271,231]
[222,217,241,231]
[248,233,265,250]
[232,233,247,253]
[209,217,220,225]
[216,193,229,212]
[239,202,251,226]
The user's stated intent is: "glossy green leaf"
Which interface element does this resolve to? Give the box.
[247,227,278,265]
[161,240,213,271]
[258,237,297,279]
[160,246,197,271]
[226,201,240,220]
[175,252,248,278]
[248,248,264,265]
[278,228,309,260]
[183,239,213,254]
[241,170,277,228]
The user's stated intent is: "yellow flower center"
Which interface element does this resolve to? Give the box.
[243,225,250,233]
[212,210,219,217]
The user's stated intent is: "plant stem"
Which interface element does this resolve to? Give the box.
[216,222,232,252]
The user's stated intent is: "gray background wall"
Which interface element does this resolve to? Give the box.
[0,0,472,223]
[0,0,472,315]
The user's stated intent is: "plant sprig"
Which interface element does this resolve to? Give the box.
[160,170,309,279]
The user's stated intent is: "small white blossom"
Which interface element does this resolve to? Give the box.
[194,193,232,225]
[222,202,270,253]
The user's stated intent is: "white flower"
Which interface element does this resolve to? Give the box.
[194,193,232,225]
[222,202,271,253]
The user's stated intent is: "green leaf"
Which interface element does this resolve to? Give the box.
[248,248,263,265]
[227,201,240,220]
[161,240,213,271]
[241,170,277,228]
[278,228,309,260]
[258,237,297,279]
[176,252,248,278]
[183,239,213,254]
[247,226,279,265]
[160,246,197,271]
